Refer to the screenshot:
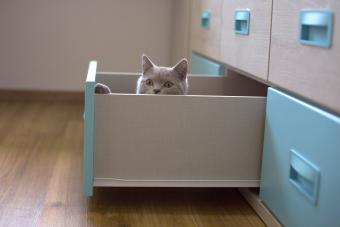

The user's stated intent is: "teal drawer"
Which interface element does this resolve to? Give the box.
[191,52,225,76]
[260,88,340,227]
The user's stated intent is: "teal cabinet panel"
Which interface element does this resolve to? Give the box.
[191,52,225,76]
[234,10,250,35]
[260,88,340,227]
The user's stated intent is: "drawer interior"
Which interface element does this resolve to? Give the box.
[95,70,268,97]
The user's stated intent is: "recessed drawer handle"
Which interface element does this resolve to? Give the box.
[234,10,250,35]
[289,149,320,205]
[299,10,333,48]
[201,10,210,29]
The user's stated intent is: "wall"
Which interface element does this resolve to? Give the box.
[170,0,191,66]
[0,0,180,91]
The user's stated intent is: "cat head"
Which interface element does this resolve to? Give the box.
[136,54,188,95]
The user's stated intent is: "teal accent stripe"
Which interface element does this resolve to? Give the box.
[84,61,97,196]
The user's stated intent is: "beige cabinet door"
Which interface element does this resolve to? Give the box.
[220,0,272,81]
[190,0,223,60]
[269,1,340,114]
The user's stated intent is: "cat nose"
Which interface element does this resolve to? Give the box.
[153,89,161,94]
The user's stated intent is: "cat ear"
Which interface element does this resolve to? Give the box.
[173,58,188,80]
[142,54,155,74]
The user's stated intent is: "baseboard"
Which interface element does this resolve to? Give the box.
[239,188,282,227]
[0,89,84,102]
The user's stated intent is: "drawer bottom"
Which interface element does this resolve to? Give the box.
[94,178,259,187]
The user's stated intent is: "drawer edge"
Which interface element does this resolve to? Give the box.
[94,178,260,188]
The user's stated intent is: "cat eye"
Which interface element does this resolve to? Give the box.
[145,79,153,86]
[163,81,174,88]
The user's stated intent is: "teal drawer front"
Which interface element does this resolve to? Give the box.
[191,52,225,76]
[260,88,340,227]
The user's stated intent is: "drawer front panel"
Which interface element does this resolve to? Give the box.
[260,88,340,227]
[191,52,225,75]
[268,1,340,114]
[94,94,265,183]
[191,0,222,60]
[220,0,272,80]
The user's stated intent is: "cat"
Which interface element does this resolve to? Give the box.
[94,54,189,95]
[136,54,188,95]
[95,83,111,94]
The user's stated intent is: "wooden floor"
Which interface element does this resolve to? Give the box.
[0,100,265,227]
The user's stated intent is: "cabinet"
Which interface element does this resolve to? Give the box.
[190,0,339,115]
[268,0,340,114]
[190,0,223,60]
[220,0,272,81]
[188,1,340,225]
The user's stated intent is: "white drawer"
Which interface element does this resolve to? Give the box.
[84,61,268,195]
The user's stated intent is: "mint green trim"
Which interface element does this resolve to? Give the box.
[84,61,97,196]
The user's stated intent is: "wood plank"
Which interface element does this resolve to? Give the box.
[0,90,84,102]
[0,100,265,226]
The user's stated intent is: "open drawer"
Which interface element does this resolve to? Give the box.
[84,61,267,196]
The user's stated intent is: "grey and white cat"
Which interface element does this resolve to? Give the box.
[95,54,188,95]
[136,54,188,95]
